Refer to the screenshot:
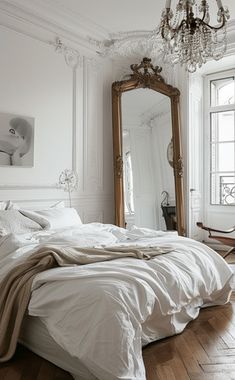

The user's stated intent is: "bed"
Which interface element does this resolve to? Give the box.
[0,205,233,380]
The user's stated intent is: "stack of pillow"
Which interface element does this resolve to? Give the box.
[0,201,82,237]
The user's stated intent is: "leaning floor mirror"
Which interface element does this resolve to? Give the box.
[112,57,185,235]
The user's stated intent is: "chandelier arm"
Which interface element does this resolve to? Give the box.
[201,6,207,22]
[161,19,187,40]
[161,15,225,41]
[198,15,226,31]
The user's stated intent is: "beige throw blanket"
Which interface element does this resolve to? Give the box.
[0,244,173,362]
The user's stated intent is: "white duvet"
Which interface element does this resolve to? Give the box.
[0,223,233,380]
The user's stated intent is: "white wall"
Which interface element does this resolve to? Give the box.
[0,25,114,223]
[2,4,233,233]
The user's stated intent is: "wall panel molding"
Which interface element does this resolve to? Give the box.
[82,58,104,194]
[0,0,106,56]
[0,10,115,224]
[4,195,114,224]
[0,32,79,190]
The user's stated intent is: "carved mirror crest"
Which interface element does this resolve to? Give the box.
[112,57,185,235]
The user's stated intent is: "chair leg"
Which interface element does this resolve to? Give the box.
[223,247,235,260]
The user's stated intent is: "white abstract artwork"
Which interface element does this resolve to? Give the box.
[0,113,34,167]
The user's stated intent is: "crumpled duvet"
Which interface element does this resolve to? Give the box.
[0,223,233,380]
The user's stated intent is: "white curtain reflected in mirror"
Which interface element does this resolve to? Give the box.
[122,88,175,230]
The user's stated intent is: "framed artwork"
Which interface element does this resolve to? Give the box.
[0,112,34,167]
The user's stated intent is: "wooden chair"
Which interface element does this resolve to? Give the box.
[197,222,235,259]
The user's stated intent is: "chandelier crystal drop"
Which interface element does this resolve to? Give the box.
[159,0,230,73]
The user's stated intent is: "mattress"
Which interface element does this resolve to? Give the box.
[19,314,97,380]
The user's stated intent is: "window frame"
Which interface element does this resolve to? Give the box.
[204,68,235,208]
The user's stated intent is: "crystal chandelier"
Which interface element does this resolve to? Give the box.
[160,0,230,73]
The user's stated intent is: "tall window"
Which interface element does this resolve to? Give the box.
[207,71,235,205]
[124,151,134,214]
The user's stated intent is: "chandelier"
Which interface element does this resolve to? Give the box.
[159,0,230,73]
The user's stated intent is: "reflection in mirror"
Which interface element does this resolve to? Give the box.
[122,89,175,230]
[112,58,185,235]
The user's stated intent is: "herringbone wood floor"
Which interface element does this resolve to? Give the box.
[0,293,235,380]
[143,292,235,380]
[1,252,234,380]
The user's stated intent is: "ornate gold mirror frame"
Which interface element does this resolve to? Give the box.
[112,57,185,236]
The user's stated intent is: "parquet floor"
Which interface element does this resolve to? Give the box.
[0,253,235,380]
[143,292,235,380]
[0,344,73,380]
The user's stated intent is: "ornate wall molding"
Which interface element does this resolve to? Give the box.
[99,30,157,58]
[0,0,106,56]
[52,37,82,68]
[0,184,58,190]
[174,157,184,178]
[1,1,234,61]
[81,56,105,194]
[0,35,81,190]
[114,155,123,178]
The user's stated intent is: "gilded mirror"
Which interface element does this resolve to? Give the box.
[112,58,185,236]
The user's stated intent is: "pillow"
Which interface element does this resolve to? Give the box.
[0,200,64,211]
[0,200,19,210]
[50,200,65,209]
[0,202,7,210]
[0,210,42,237]
[20,207,82,230]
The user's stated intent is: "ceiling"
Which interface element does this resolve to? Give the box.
[122,89,169,125]
[43,0,235,35]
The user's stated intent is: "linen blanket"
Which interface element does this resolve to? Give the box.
[0,244,172,362]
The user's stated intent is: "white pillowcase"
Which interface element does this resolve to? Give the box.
[0,200,64,211]
[20,208,82,230]
[50,200,65,209]
[0,200,19,210]
[0,202,7,211]
[0,210,42,237]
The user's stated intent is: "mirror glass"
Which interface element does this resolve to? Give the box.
[122,88,176,230]
[112,58,185,235]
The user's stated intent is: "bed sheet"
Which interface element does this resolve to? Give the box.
[0,223,233,380]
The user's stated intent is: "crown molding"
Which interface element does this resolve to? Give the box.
[101,18,235,56]
[0,1,234,60]
[0,0,109,56]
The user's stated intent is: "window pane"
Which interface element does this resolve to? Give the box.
[211,111,235,142]
[219,143,234,172]
[220,176,235,205]
[210,77,234,107]
[211,173,235,205]
[211,142,235,173]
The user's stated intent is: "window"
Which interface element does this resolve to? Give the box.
[124,151,134,214]
[206,71,235,205]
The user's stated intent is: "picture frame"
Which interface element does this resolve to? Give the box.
[0,112,34,167]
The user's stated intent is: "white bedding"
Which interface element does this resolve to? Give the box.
[0,223,233,380]
[20,315,96,380]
